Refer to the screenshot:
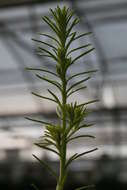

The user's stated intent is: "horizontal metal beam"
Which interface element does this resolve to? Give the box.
[0,0,59,9]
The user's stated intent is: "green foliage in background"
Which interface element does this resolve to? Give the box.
[26,6,98,190]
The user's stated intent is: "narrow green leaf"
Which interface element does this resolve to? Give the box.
[67,18,79,36]
[45,138,57,148]
[48,89,62,107]
[36,52,52,58]
[71,48,95,65]
[78,123,95,129]
[66,10,74,25]
[45,131,55,141]
[36,74,62,91]
[67,123,91,139]
[38,47,57,61]
[35,143,60,156]
[31,183,39,190]
[65,32,76,52]
[32,154,58,181]
[44,132,58,143]
[56,106,61,118]
[42,16,59,35]
[67,70,98,82]
[67,86,87,97]
[74,184,95,190]
[67,44,92,56]
[65,153,78,168]
[38,33,60,45]
[74,32,92,41]
[32,92,57,103]
[67,77,90,93]
[68,117,85,134]
[67,135,95,143]
[50,8,59,24]
[32,38,57,50]
[74,148,98,160]
[44,16,59,33]
[25,67,58,77]
[77,100,99,107]
[25,117,51,126]
[52,48,58,56]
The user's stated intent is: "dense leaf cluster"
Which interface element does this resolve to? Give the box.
[26,6,98,190]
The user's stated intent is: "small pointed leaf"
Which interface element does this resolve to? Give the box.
[32,92,57,103]
[42,16,59,35]
[67,77,90,93]
[65,32,76,52]
[25,117,51,126]
[67,135,95,143]
[71,48,95,65]
[48,89,62,107]
[67,44,92,56]
[35,74,62,91]
[32,38,57,50]
[67,86,87,97]
[74,148,98,160]
[38,47,57,61]
[25,67,58,77]
[74,184,95,190]
[67,70,98,82]
[31,183,39,190]
[74,32,92,41]
[32,154,58,181]
[77,100,99,107]
[65,153,78,168]
[38,33,60,45]
[35,143,60,156]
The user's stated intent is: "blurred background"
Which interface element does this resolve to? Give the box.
[0,0,127,189]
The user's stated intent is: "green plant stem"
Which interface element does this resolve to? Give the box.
[56,73,67,190]
[27,6,97,190]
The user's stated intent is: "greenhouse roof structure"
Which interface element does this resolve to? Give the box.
[0,0,127,160]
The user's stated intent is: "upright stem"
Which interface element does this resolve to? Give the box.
[56,71,67,190]
[56,12,68,190]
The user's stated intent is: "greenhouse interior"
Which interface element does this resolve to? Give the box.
[0,0,127,189]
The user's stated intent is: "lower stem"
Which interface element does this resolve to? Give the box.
[56,154,67,190]
[56,77,67,190]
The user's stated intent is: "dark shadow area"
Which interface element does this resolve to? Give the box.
[0,154,127,190]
